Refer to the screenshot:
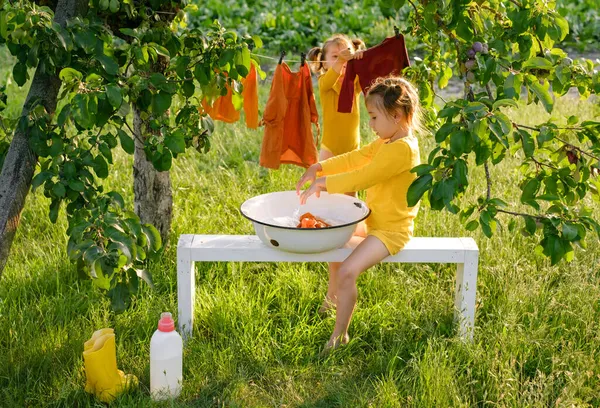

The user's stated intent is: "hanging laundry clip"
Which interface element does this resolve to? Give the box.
[394,26,400,38]
[300,52,306,67]
[278,50,286,65]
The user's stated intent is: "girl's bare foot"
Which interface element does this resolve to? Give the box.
[323,333,349,352]
[318,296,336,315]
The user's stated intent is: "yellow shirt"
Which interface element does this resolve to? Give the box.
[320,135,421,232]
[318,68,361,156]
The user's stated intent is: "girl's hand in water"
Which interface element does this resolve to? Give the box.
[299,177,327,205]
[296,163,322,195]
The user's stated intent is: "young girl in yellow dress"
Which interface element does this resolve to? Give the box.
[308,34,365,161]
[296,76,424,351]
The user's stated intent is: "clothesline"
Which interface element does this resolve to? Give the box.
[251,52,327,64]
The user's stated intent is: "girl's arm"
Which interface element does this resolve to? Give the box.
[318,68,343,94]
[296,141,377,197]
[319,139,379,175]
[318,49,354,93]
[326,140,414,194]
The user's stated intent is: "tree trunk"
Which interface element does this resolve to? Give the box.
[0,0,88,276]
[132,106,173,244]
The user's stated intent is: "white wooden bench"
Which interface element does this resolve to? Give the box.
[177,235,479,342]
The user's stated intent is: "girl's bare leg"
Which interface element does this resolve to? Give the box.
[319,222,368,314]
[325,235,390,350]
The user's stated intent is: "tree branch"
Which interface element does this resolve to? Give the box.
[507,0,523,8]
[407,0,418,16]
[531,156,559,170]
[513,123,600,162]
[484,162,492,200]
[496,209,546,221]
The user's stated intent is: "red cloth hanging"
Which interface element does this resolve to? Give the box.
[338,35,411,113]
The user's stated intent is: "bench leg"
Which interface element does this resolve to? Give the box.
[454,250,479,341]
[177,246,195,342]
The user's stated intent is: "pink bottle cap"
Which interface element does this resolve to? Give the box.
[158,312,175,332]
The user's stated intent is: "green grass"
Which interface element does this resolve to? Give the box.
[1,68,600,406]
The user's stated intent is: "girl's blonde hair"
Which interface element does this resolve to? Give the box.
[307,34,366,75]
[365,76,425,135]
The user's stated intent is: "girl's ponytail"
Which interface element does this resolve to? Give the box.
[307,46,324,74]
[351,38,366,51]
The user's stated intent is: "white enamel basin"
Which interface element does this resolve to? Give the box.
[240,191,371,253]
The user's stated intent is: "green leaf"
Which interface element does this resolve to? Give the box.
[142,224,162,252]
[522,57,553,70]
[524,216,537,236]
[95,54,119,76]
[194,64,209,85]
[13,62,28,86]
[407,174,433,207]
[453,159,468,188]
[551,13,569,42]
[74,31,97,54]
[488,119,508,148]
[218,49,235,68]
[450,130,467,157]
[492,99,518,110]
[489,198,508,208]
[109,0,120,13]
[117,129,135,154]
[165,130,186,155]
[59,68,83,82]
[504,73,522,100]
[518,129,535,158]
[99,143,113,164]
[182,81,195,98]
[410,164,435,176]
[479,215,492,238]
[152,92,171,116]
[521,178,540,202]
[152,150,172,171]
[494,112,513,138]
[465,220,479,231]
[106,85,122,109]
[108,283,129,313]
[150,73,167,88]
[251,35,263,49]
[93,155,109,178]
[69,180,85,192]
[435,123,457,143]
[438,66,453,89]
[529,80,554,114]
[136,269,155,289]
[72,94,95,129]
[53,182,66,198]
[49,199,60,223]
[32,171,53,191]
[562,223,578,241]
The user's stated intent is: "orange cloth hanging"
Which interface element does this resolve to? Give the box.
[242,64,259,129]
[200,64,259,128]
[259,63,319,169]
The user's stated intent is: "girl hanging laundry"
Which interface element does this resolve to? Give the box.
[259,57,320,169]
[308,34,366,161]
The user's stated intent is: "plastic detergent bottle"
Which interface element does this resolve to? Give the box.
[150,312,183,400]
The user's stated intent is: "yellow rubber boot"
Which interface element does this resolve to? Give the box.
[83,332,138,403]
[84,328,114,393]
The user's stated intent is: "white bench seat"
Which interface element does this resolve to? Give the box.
[177,235,479,341]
